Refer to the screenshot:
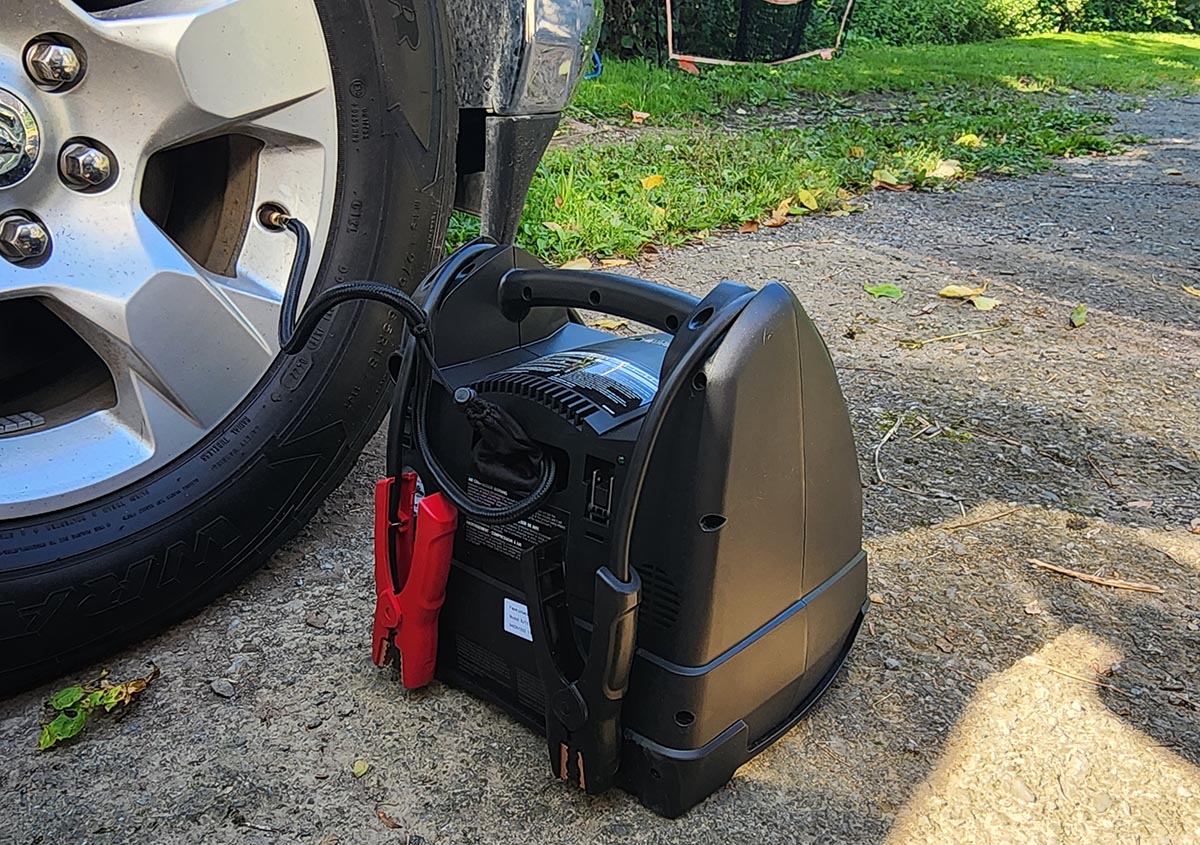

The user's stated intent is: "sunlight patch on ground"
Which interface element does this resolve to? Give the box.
[885,627,1200,844]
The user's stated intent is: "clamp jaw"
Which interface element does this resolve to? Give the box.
[520,540,641,794]
[373,472,459,689]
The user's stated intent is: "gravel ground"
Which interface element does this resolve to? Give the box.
[2,98,1198,845]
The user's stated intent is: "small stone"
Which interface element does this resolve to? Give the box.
[1024,599,1043,616]
[1039,490,1060,503]
[226,616,242,635]
[884,657,902,670]
[827,734,851,757]
[1066,515,1088,530]
[210,679,236,698]
[1010,778,1037,804]
[337,701,356,718]
[949,542,968,557]
[305,611,329,630]
[319,561,336,571]
[1092,792,1114,813]
[905,631,929,646]
[226,654,251,677]
[306,715,324,730]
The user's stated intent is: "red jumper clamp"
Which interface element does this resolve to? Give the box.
[372,472,459,688]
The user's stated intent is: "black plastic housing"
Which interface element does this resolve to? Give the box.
[403,246,867,817]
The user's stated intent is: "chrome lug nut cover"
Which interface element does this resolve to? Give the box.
[0,214,49,262]
[60,142,112,188]
[26,42,82,88]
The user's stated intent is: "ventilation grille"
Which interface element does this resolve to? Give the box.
[474,373,599,427]
[515,667,546,716]
[637,563,682,631]
[455,635,512,687]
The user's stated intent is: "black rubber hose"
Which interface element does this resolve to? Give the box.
[606,292,755,583]
[276,217,555,525]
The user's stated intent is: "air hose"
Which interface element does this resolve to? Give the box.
[273,215,556,525]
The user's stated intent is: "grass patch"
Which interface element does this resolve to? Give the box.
[453,96,1115,264]
[568,32,1200,126]
[449,33,1192,264]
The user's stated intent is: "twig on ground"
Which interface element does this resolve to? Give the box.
[939,507,1018,531]
[838,365,894,376]
[899,325,1006,349]
[1086,452,1115,487]
[1027,558,1164,594]
[874,415,904,486]
[1032,660,1131,697]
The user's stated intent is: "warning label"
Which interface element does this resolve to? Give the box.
[505,350,658,417]
[462,477,569,560]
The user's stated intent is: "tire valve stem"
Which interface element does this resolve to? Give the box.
[258,203,291,232]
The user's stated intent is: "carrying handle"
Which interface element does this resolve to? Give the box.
[499,268,700,335]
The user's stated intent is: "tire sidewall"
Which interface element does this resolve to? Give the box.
[0,0,455,686]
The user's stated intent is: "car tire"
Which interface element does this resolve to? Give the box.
[0,0,456,690]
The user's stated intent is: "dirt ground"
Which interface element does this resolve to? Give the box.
[2,97,1198,845]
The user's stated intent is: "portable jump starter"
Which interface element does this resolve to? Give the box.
[274,224,867,818]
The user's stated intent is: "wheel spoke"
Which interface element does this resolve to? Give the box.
[75,0,332,156]
[27,206,274,432]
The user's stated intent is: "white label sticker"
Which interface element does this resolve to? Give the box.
[503,598,533,641]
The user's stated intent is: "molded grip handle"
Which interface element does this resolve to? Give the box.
[499,268,700,335]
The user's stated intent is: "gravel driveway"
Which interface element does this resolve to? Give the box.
[2,97,1197,845]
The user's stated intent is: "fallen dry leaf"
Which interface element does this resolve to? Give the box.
[796,188,819,211]
[1183,285,1200,298]
[828,209,850,217]
[630,110,649,125]
[872,169,911,191]
[928,159,962,180]
[939,283,988,299]
[848,146,865,159]
[738,220,760,234]
[640,173,664,190]
[1126,500,1154,509]
[559,257,592,271]
[1162,168,1183,176]
[554,196,564,209]
[762,197,792,228]
[542,221,565,232]
[352,759,370,778]
[969,295,1000,311]
[376,810,402,830]
[599,258,630,268]
[677,59,700,75]
[589,317,628,331]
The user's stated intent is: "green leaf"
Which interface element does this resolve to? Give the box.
[864,283,905,300]
[48,685,85,711]
[39,708,88,750]
[1069,303,1088,328]
[83,690,105,710]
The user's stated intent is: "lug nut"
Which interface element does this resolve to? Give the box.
[26,42,82,88]
[0,214,50,263]
[60,143,112,188]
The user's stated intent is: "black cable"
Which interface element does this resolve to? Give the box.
[276,216,555,525]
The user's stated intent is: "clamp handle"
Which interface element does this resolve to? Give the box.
[520,541,640,794]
